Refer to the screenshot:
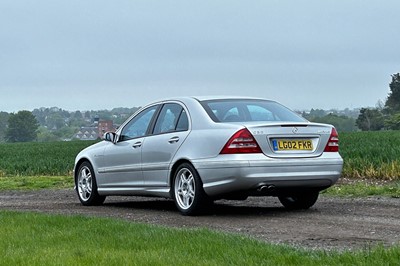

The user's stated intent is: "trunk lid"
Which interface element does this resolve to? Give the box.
[245,121,333,158]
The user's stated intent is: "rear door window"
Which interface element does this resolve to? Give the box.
[176,110,189,131]
[153,103,188,134]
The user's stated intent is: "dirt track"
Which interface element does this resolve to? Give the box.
[1,189,399,250]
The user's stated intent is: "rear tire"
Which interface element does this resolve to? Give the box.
[173,163,211,216]
[76,161,106,206]
[278,191,319,210]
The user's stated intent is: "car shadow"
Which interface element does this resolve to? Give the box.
[102,197,316,217]
[104,198,176,212]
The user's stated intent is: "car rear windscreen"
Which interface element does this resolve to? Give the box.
[200,99,307,123]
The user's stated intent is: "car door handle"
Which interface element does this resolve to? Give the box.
[132,141,142,148]
[168,136,180,144]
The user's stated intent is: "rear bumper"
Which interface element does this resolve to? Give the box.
[191,154,343,197]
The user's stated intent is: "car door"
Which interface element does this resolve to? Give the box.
[141,102,190,187]
[98,105,159,189]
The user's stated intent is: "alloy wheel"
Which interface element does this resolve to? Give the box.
[174,168,195,210]
[77,166,92,201]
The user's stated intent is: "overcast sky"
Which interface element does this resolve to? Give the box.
[0,0,399,112]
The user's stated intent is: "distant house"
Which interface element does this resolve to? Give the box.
[73,120,115,141]
[98,120,114,137]
[73,127,99,141]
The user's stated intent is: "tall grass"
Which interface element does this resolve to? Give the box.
[1,211,399,265]
[340,131,400,180]
[1,131,400,180]
[0,141,95,176]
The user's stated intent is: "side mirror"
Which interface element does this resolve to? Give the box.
[103,132,117,143]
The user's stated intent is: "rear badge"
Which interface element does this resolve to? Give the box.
[292,127,298,134]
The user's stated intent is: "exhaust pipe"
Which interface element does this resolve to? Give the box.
[258,185,276,193]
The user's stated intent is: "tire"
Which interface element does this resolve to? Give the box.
[278,191,319,210]
[172,163,211,216]
[76,161,106,206]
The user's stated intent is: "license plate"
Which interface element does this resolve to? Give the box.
[272,139,313,151]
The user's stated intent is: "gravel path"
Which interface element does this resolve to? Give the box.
[1,189,399,250]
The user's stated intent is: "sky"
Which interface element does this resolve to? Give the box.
[1,0,399,112]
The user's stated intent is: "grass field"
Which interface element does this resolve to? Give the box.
[1,211,399,266]
[0,140,96,177]
[340,131,400,180]
[0,176,72,190]
[1,131,400,180]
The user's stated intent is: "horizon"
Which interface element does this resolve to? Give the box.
[1,103,367,114]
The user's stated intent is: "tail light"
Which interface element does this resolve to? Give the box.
[220,128,262,154]
[324,128,339,152]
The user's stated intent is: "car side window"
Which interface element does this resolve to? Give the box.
[153,103,188,134]
[176,109,189,131]
[120,106,158,141]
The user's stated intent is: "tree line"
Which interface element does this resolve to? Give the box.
[303,73,400,132]
[0,107,138,142]
[1,106,359,143]
[356,73,400,131]
[0,105,359,143]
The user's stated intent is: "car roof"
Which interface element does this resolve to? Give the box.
[192,96,270,101]
[155,96,272,103]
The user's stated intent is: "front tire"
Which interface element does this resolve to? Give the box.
[278,191,319,210]
[76,161,106,206]
[173,163,210,216]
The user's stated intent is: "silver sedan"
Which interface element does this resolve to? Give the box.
[74,97,343,215]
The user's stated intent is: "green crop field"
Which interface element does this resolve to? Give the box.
[0,141,96,177]
[340,131,400,180]
[0,131,400,180]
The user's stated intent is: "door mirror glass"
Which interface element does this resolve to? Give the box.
[103,132,117,143]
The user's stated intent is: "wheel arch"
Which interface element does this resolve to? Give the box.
[169,159,196,191]
[74,158,93,183]
[169,158,211,215]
